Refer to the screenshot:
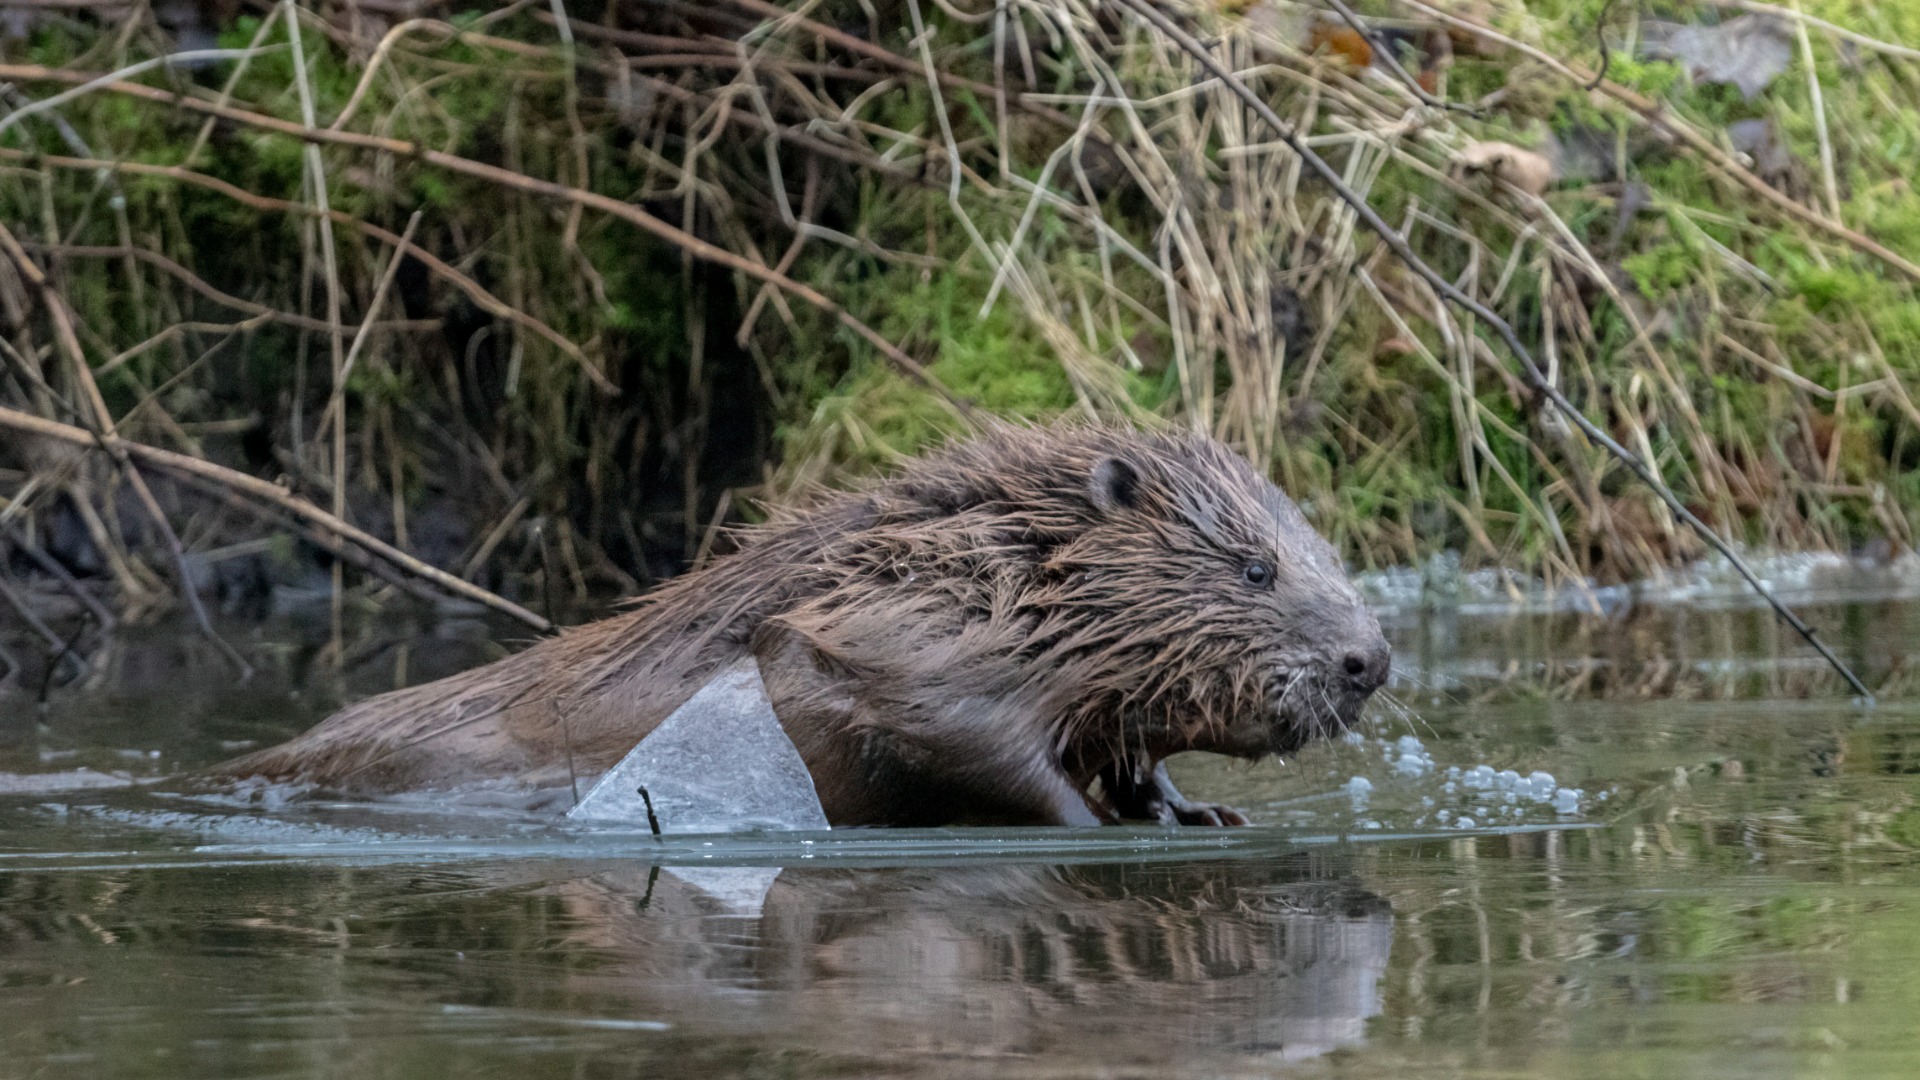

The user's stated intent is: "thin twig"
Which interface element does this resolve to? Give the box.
[314,211,423,441]
[0,47,280,140]
[0,405,554,632]
[1792,1,1842,222]
[96,315,271,377]
[15,242,436,335]
[330,17,454,132]
[1583,0,1616,90]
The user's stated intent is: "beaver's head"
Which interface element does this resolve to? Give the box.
[1024,430,1389,760]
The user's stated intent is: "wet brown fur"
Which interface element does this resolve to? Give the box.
[216,423,1388,825]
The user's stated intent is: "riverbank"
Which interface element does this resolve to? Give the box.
[1,0,1916,627]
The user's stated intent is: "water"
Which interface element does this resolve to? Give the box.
[2,578,1918,1078]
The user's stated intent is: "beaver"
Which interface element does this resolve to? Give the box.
[216,424,1390,826]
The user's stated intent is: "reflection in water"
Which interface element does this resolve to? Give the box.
[555,859,1391,1066]
[0,847,1392,1077]
[1389,591,1920,701]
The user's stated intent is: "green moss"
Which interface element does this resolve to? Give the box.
[1872,302,1920,350]
[410,172,456,210]
[1605,56,1685,99]
[1866,197,1920,257]
[1791,266,1881,314]
[1622,237,1703,297]
[216,14,262,49]
[788,265,1078,465]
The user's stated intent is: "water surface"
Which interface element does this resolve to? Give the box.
[1,581,1916,1078]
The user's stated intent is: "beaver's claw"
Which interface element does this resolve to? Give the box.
[1168,798,1251,827]
[1101,758,1254,827]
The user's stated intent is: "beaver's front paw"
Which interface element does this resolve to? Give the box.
[1169,799,1251,827]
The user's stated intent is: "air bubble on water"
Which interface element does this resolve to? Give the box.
[1390,734,1434,777]
[1319,711,1608,831]
[1346,775,1373,810]
[1526,771,1557,802]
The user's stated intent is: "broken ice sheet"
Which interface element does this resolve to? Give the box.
[568,656,830,833]
[1640,15,1793,101]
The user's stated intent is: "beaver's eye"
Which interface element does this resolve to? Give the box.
[1242,562,1273,587]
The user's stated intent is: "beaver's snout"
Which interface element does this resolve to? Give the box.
[1269,618,1390,747]
[1340,634,1391,696]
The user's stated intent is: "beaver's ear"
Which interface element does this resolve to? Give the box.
[1089,457,1143,515]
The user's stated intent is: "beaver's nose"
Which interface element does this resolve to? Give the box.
[1342,637,1391,695]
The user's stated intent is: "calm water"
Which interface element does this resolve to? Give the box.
[1,581,1917,1079]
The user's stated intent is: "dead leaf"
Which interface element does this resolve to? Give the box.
[1307,21,1373,68]
[1454,141,1556,198]
[1639,15,1792,101]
